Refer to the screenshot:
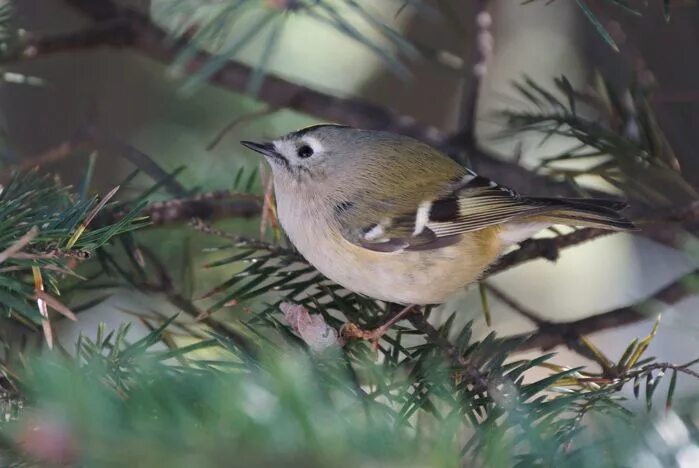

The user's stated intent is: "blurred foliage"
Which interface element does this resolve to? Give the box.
[153,0,685,97]
[0,0,15,56]
[0,170,147,331]
[0,313,698,466]
[152,0,422,95]
[528,0,680,51]
[502,75,697,206]
[1,164,696,465]
[0,0,697,467]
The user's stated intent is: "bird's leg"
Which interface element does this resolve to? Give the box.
[370,304,417,339]
[341,304,418,347]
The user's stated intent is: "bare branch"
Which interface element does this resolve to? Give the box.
[0,20,133,64]
[486,228,615,277]
[486,201,699,277]
[454,0,491,161]
[113,191,262,225]
[508,269,699,352]
[0,133,89,185]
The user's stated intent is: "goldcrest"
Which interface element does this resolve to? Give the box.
[241,125,633,305]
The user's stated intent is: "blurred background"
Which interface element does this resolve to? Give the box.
[3,0,699,418]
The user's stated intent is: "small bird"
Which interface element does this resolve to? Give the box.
[242,124,633,308]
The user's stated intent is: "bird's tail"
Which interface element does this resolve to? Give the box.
[526,197,635,231]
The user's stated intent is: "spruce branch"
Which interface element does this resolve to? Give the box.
[0,170,148,330]
[503,76,697,205]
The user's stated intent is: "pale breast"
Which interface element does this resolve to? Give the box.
[277,199,503,304]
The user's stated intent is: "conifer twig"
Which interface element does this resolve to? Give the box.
[406,312,489,392]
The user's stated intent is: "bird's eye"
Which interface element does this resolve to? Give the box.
[297,145,314,159]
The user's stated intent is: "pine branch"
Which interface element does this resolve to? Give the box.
[0,171,148,331]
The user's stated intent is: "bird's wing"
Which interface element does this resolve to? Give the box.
[335,169,554,253]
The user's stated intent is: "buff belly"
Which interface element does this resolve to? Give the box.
[293,228,503,305]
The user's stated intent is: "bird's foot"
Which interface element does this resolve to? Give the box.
[340,304,417,350]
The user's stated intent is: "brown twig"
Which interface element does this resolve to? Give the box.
[0,134,90,185]
[485,228,615,277]
[207,106,281,151]
[506,269,699,352]
[132,190,262,225]
[190,218,299,259]
[454,0,491,163]
[0,20,134,64]
[486,200,699,277]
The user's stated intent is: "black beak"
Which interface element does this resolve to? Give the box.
[241,140,289,170]
[240,140,278,158]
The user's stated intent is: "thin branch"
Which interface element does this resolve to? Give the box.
[0,227,38,264]
[455,0,491,161]
[112,191,262,225]
[646,362,699,380]
[482,282,545,326]
[190,218,299,258]
[486,201,699,277]
[486,228,615,277]
[0,20,133,64]
[207,106,281,151]
[0,133,89,184]
[507,269,699,352]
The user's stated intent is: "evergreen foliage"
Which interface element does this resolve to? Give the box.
[0,1,697,466]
